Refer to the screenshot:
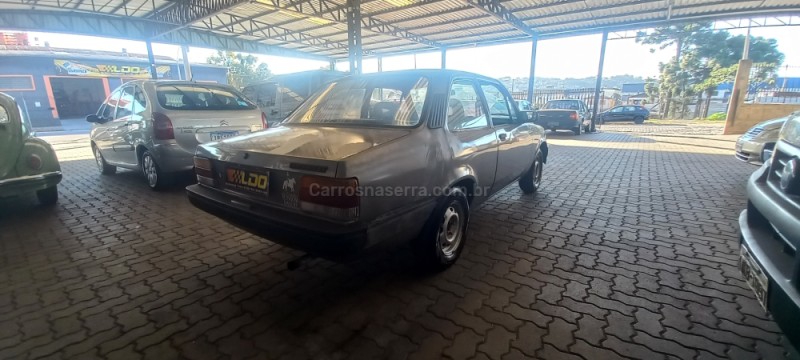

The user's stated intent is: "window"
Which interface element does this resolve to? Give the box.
[0,105,8,124]
[133,87,147,117]
[0,76,34,91]
[115,86,135,119]
[156,84,256,110]
[610,107,624,113]
[447,80,487,131]
[285,76,428,127]
[623,106,637,112]
[101,89,121,120]
[544,100,581,110]
[480,83,516,125]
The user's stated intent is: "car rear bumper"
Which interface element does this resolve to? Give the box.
[152,143,194,173]
[535,118,581,130]
[186,184,433,260]
[0,171,62,197]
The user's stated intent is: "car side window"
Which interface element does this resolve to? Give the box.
[480,83,516,126]
[624,106,637,112]
[447,80,488,131]
[132,86,147,118]
[115,86,135,119]
[610,107,623,113]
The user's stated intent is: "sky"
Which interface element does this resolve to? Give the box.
[25,23,800,80]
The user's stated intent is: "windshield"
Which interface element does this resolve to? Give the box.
[544,100,580,110]
[780,111,800,148]
[156,84,256,111]
[284,76,428,127]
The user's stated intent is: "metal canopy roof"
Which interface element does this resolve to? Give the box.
[0,0,798,61]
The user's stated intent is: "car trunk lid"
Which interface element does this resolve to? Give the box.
[169,109,262,151]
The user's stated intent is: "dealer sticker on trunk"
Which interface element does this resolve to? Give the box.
[226,168,269,194]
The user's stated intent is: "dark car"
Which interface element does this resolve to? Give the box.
[738,111,800,349]
[187,70,548,270]
[535,99,591,135]
[600,105,650,124]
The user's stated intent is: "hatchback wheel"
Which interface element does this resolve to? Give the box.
[93,146,116,175]
[634,116,645,124]
[413,188,469,271]
[141,151,169,190]
[519,151,544,194]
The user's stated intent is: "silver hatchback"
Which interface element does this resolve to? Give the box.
[88,81,267,189]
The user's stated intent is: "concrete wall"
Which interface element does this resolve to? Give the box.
[725,103,800,134]
[724,59,800,134]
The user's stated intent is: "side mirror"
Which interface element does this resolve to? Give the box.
[86,114,101,123]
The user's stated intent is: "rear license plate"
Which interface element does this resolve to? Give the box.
[739,246,769,311]
[548,122,560,127]
[211,131,239,141]
[225,168,269,194]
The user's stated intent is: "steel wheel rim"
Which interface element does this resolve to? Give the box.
[439,204,463,257]
[533,156,543,188]
[94,148,104,171]
[143,155,158,187]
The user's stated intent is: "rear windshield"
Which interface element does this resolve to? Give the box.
[781,111,800,148]
[283,76,428,127]
[156,84,256,111]
[543,100,581,110]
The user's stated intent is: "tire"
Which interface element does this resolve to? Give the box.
[413,188,470,272]
[519,151,544,194]
[37,186,58,206]
[93,145,116,175]
[573,122,583,135]
[634,116,645,124]
[141,150,170,190]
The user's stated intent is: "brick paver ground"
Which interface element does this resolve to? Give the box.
[0,126,789,359]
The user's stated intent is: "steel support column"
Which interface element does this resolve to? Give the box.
[590,30,608,132]
[181,45,192,81]
[346,0,362,74]
[441,47,446,69]
[377,56,383,72]
[146,40,158,80]
[329,59,336,70]
[526,35,537,104]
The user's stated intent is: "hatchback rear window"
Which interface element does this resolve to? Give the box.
[156,84,256,110]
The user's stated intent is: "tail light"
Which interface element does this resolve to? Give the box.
[299,176,359,221]
[193,156,215,186]
[153,112,174,140]
[261,112,269,129]
[570,112,578,120]
[28,154,42,170]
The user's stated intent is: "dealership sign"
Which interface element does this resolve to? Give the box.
[54,60,171,78]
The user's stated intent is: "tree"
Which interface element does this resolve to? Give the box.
[207,51,272,89]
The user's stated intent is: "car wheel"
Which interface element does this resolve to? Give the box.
[634,116,645,124]
[37,185,58,206]
[141,150,170,190]
[93,146,116,175]
[519,151,544,194]
[573,123,583,135]
[413,187,469,272]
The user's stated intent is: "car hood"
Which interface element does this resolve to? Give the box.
[206,125,413,161]
[755,115,790,131]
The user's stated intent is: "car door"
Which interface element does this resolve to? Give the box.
[479,81,536,193]
[91,90,121,163]
[622,106,637,121]
[112,85,147,166]
[0,96,23,179]
[607,106,624,121]
[104,85,137,165]
[446,79,499,198]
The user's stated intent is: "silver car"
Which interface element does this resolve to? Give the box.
[88,81,267,189]
[187,70,549,270]
[736,112,797,165]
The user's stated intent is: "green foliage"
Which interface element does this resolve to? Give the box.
[640,22,784,119]
[206,50,272,89]
[707,112,726,120]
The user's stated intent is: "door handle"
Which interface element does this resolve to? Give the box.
[498,133,508,141]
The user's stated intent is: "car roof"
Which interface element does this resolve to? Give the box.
[338,69,503,84]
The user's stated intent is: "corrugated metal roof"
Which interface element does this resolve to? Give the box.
[1,0,798,59]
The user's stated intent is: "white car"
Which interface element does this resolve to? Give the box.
[735,112,797,165]
[88,81,267,189]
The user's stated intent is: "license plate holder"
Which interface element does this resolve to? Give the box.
[211,131,239,141]
[225,167,269,195]
[739,246,769,311]
[548,122,560,127]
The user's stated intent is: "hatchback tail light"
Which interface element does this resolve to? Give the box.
[570,112,578,120]
[261,112,269,129]
[298,176,359,221]
[153,112,174,140]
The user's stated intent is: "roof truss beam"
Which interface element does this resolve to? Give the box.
[460,0,536,37]
[149,0,251,36]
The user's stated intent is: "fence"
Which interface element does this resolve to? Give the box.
[747,88,800,104]
[512,88,616,113]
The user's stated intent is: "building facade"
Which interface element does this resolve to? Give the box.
[0,46,227,128]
